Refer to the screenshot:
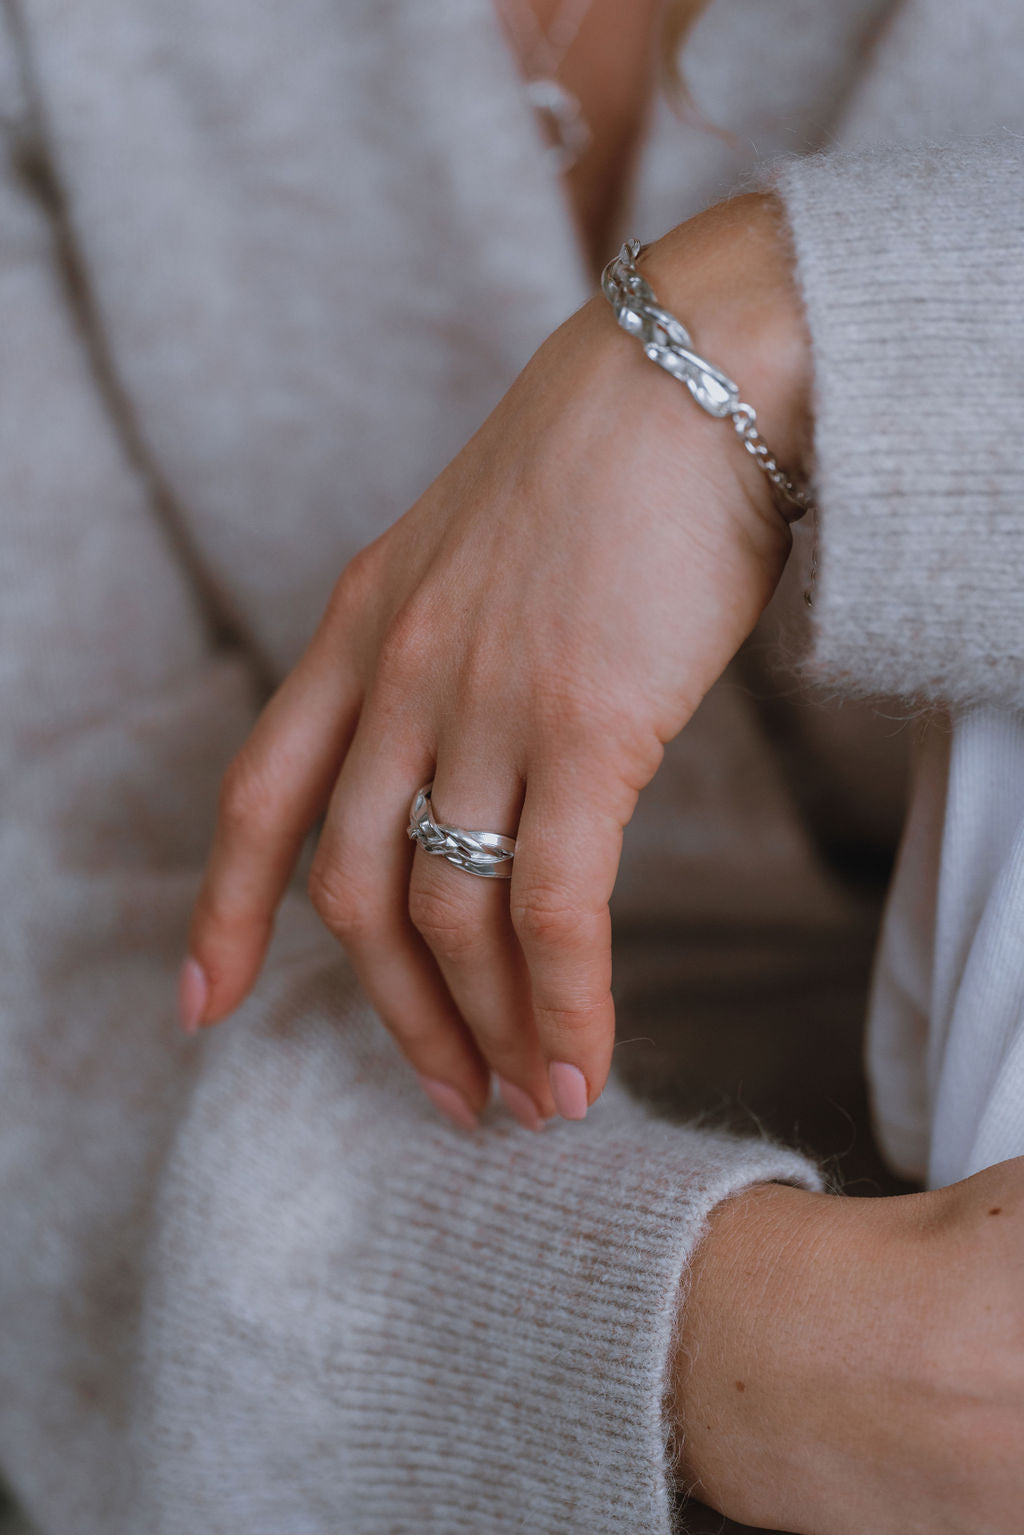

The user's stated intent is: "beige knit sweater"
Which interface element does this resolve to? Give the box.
[0,1,1022,1531]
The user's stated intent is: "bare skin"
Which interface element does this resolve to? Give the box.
[676,1161,1024,1534]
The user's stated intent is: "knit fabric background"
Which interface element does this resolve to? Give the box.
[1,1,1023,1531]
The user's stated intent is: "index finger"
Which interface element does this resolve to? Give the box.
[184,650,361,1028]
[508,761,628,1120]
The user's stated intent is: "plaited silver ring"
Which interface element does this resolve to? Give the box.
[407,784,517,879]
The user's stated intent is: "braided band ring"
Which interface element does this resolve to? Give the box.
[407,784,517,879]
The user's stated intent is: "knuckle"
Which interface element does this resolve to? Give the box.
[510,888,590,951]
[383,1008,438,1055]
[378,598,436,690]
[189,890,249,956]
[307,858,376,943]
[327,541,382,625]
[314,547,383,660]
[408,881,480,960]
[530,683,595,746]
[533,995,608,1038]
[217,750,279,838]
[531,676,625,746]
[608,730,665,800]
[451,641,505,716]
[545,704,661,794]
[337,541,378,599]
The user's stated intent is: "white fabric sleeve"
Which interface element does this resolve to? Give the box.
[770,132,1024,709]
[867,708,1024,1190]
[0,60,820,1535]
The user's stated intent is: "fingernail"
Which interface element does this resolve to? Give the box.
[418,1076,479,1132]
[548,1061,589,1122]
[178,957,208,1035]
[497,1078,544,1132]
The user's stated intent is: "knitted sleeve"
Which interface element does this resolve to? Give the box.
[0,52,820,1535]
[771,133,1024,709]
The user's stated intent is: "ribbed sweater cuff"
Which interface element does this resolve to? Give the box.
[151,961,822,1535]
[338,1051,823,1532]
[768,135,1024,709]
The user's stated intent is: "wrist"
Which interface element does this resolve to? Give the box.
[671,1180,932,1532]
[640,192,814,511]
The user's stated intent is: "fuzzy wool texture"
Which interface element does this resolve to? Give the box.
[0,0,1023,1531]
[777,135,1024,709]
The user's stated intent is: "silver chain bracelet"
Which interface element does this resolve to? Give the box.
[601,239,814,522]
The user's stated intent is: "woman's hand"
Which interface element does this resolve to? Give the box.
[674,1160,1024,1534]
[182,192,812,1129]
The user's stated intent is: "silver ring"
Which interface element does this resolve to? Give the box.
[407,784,516,879]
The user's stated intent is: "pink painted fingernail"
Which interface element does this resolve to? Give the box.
[548,1061,589,1122]
[498,1078,544,1132]
[178,957,208,1035]
[418,1076,479,1132]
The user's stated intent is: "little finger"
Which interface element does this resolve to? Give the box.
[510,761,624,1121]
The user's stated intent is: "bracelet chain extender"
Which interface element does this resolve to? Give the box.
[601,239,814,523]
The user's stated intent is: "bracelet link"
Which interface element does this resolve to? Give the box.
[601,240,815,523]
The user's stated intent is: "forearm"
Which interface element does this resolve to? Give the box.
[671,1182,914,1529]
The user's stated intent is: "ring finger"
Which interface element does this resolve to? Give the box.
[408,750,553,1129]
[308,700,492,1128]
